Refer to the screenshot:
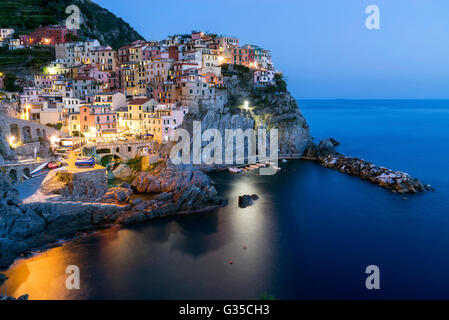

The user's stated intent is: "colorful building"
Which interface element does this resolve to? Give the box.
[20,25,77,46]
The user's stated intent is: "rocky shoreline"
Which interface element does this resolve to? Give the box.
[319,155,430,193]
[0,161,227,270]
[307,138,430,194]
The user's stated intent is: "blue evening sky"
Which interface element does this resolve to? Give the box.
[95,0,449,99]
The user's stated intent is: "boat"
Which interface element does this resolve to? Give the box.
[75,157,96,167]
[47,162,59,170]
[31,162,49,177]
[228,167,242,173]
[282,159,288,163]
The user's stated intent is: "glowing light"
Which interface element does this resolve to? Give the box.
[46,67,57,75]
[50,135,60,146]
[8,136,17,148]
[244,100,250,110]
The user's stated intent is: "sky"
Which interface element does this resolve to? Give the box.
[95,0,449,99]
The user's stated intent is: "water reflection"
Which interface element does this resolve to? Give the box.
[4,170,278,299]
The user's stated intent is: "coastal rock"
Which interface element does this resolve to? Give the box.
[155,192,172,201]
[238,194,259,208]
[0,293,29,300]
[111,163,135,180]
[97,187,133,204]
[317,138,338,157]
[319,155,426,193]
[120,182,132,189]
[131,161,226,212]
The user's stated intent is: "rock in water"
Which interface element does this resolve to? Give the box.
[238,195,253,208]
[239,194,259,208]
[318,138,338,157]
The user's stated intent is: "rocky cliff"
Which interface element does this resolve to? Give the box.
[178,65,312,168]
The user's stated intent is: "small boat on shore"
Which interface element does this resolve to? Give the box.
[228,167,242,173]
[47,162,61,170]
[75,157,96,167]
[31,162,49,177]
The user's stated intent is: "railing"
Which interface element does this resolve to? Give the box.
[88,139,155,147]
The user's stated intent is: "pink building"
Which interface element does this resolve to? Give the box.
[77,64,108,84]
[91,105,117,133]
[254,69,275,85]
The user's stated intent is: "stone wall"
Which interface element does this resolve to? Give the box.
[0,114,64,145]
[41,168,108,201]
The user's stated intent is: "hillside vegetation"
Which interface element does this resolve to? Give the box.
[0,0,145,49]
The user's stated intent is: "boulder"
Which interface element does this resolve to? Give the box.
[111,163,135,180]
[155,192,172,201]
[120,182,132,189]
[238,195,254,208]
[131,161,227,212]
[318,138,338,157]
[97,187,133,204]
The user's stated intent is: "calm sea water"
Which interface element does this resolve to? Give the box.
[4,100,449,299]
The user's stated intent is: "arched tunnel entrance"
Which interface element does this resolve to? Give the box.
[23,167,31,178]
[100,154,122,169]
[9,169,17,184]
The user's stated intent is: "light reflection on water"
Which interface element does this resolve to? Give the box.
[4,170,278,300]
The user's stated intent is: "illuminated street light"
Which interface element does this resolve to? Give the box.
[8,136,17,148]
[50,135,60,146]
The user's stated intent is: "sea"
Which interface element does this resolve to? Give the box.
[4,100,449,299]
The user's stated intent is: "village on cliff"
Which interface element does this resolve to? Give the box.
[0,25,276,150]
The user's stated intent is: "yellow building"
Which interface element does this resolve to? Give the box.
[122,61,148,97]
[68,112,81,136]
[118,98,158,134]
[145,116,162,143]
